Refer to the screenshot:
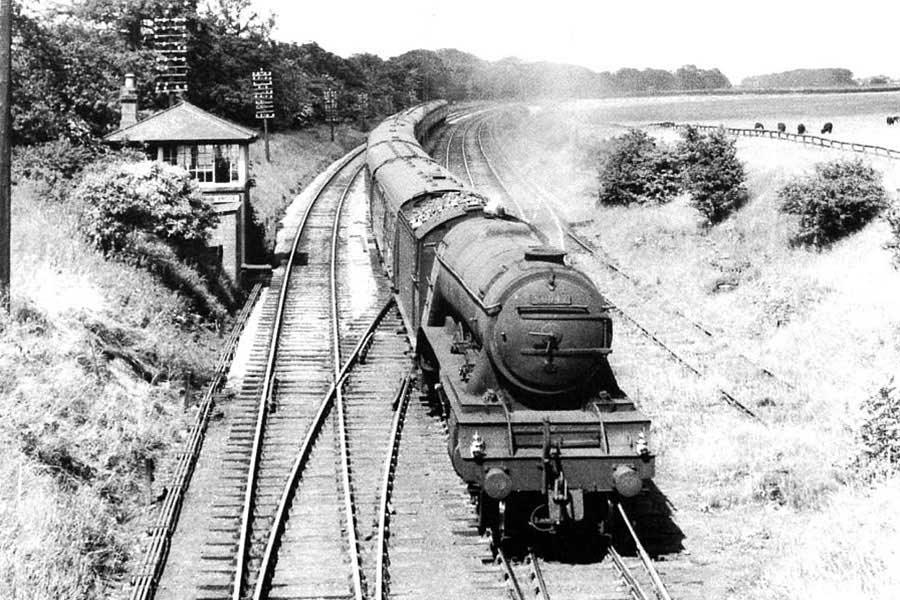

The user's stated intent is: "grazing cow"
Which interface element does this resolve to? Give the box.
[888,116,898,125]
[797,123,806,134]
[821,122,833,134]
[754,122,765,129]
[777,122,786,132]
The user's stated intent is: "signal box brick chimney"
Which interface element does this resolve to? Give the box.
[120,73,138,128]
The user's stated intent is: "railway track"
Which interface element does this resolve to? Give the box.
[228,151,371,599]
[431,107,733,600]
[491,503,678,600]
[155,109,714,600]
[237,151,420,600]
[162,119,596,600]
[149,148,415,600]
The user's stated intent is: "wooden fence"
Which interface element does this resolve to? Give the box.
[651,122,900,160]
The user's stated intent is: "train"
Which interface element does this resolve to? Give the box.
[365,101,654,539]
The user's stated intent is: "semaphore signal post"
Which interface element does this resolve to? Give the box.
[253,70,274,162]
[152,16,188,104]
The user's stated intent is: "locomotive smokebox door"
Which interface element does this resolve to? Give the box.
[491,269,611,396]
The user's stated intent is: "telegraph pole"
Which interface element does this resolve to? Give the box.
[0,0,11,312]
[252,70,274,162]
[324,88,337,142]
[356,91,369,130]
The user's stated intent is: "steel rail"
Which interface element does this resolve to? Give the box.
[373,373,413,600]
[607,547,652,600]
[251,295,397,600]
[495,547,527,600]
[128,282,263,600]
[330,165,366,600]
[460,114,477,187]
[233,146,365,600]
[527,550,552,600]
[462,112,547,244]
[444,116,458,170]
[475,115,565,245]
[616,503,673,600]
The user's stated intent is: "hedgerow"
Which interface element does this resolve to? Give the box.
[676,126,749,225]
[778,158,888,248]
[597,129,682,206]
[72,160,218,255]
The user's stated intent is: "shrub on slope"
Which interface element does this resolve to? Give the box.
[779,158,888,248]
[72,160,217,255]
[597,128,683,206]
[676,126,749,225]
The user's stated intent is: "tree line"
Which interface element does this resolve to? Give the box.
[11,0,732,147]
[740,68,857,89]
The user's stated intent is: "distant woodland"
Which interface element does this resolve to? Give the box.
[740,69,858,89]
[12,0,737,145]
[13,0,872,147]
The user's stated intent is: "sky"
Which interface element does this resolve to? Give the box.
[250,0,900,83]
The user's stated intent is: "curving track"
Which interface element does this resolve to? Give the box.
[149,107,727,600]
[430,106,713,600]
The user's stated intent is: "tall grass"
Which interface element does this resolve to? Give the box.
[0,179,221,597]
[247,124,366,260]
[0,122,368,597]
[501,107,900,598]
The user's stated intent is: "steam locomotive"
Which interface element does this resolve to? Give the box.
[365,101,654,538]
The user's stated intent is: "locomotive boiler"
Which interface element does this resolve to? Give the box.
[366,102,654,538]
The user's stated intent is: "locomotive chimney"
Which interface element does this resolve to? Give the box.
[119,73,138,128]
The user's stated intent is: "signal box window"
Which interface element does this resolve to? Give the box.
[162,144,240,184]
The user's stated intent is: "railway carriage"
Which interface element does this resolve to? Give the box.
[366,101,488,328]
[366,102,655,538]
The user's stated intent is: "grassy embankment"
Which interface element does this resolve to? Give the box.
[0,123,362,599]
[502,107,900,599]
[248,124,367,257]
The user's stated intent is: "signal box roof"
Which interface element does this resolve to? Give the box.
[104,101,258,145]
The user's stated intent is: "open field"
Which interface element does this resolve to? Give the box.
[501,100,900,599]
[564,90,900,146]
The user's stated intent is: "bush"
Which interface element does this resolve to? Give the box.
[597,129,683,205]
[885,202,900,267]
[12,139,105,192]
[858,380,900,477]
[72,160,218,255]
[676,126,748,225]
[778,158,888,248]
